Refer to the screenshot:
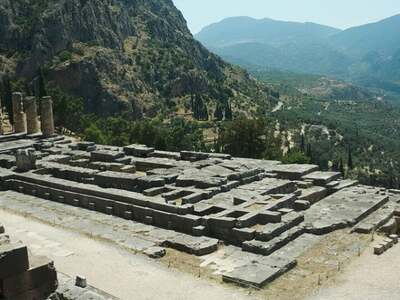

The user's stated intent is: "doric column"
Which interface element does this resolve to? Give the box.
[0,111,3,135]
[12,92,27,133]
[40,96,55,137]
[24,96,40,134]
[0,97,4,135]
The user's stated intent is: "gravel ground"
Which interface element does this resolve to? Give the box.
[0,209,259,300]
[308,235,400,300]
[3,205,397,300]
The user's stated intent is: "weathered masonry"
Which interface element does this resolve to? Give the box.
[8,92,55,137]
[0,95,399,289]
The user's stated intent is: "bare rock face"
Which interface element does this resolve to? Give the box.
[0,0,277,119]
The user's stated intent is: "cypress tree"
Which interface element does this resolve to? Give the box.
[300,134,305,152]
[332,160,339,172]
[348,146,354,170]
[339,158,345,175]
[225,101,232,120]
[193,94,208,121]
[1,74,13,125]
[306,144,313,162]
[214,104,223,121]
[37,67,47,98]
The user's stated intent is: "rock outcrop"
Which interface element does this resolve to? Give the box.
[0,0,277,118]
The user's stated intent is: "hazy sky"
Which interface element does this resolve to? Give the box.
[173,0,400,34]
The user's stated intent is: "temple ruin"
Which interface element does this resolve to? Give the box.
[0,92,399,298]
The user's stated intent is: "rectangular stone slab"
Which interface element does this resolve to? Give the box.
[302,171,341,186]
[94,171,142,190]
[90,150,125,162]
[222,259,296,288]
[272,164,319,180]
[305,186,389,234]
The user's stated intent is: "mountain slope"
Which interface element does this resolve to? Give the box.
[331,14,400,57]
[197,16,340,47]
[196,16,349,76]
[196,14,400,91]
[0,0,277,118]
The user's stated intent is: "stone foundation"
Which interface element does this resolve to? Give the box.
[0,131,397,289]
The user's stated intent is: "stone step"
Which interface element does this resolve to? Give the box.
[352,203,397,233]
[255,212,304,242]
[243,226,305,256]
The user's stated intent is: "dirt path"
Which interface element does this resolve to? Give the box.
[0,209,258,300]
[308,236,400,300]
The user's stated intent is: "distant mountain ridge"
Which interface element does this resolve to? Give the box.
[196,15,400,94]
[197,16,340,47]
[330,14,400,57]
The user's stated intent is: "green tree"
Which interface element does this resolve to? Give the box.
[348,146,354,170]
[214,104,223,121]
[83,123,106,144]
[306,144,313,162]
[1,74,13,125]
[51,88,84,132]
[339,157,345,175]
[36,68,47,98]
[300,134,305,152]
[282,149,311,164]
[332,160,339,172]
[219,118,268,158]
[225,101,233,120]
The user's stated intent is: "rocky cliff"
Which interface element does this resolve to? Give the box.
[0,0,277,118]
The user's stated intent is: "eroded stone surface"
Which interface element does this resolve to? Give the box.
[0,132,397,289]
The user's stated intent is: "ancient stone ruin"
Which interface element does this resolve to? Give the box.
[0,221,118,300]
[0,224,57,300]
[2,92,55,137]
[0,92,399,294]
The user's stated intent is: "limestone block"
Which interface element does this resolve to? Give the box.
[294,200,311,211]
[76,142,95,151]
[1,257,57,299]
[374,244,385,255]
[16,149,37,172]
[137,175,165,190]
[192,225,206,236]
[75,275,87,288]
[90,150,124,162]
[383,238,394,249]
[379,218,398,235]
[144,247,166,259]
[124,144,154,157]
[180,151,209,161]
[389,234,399,244]
[0,242,29,280]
